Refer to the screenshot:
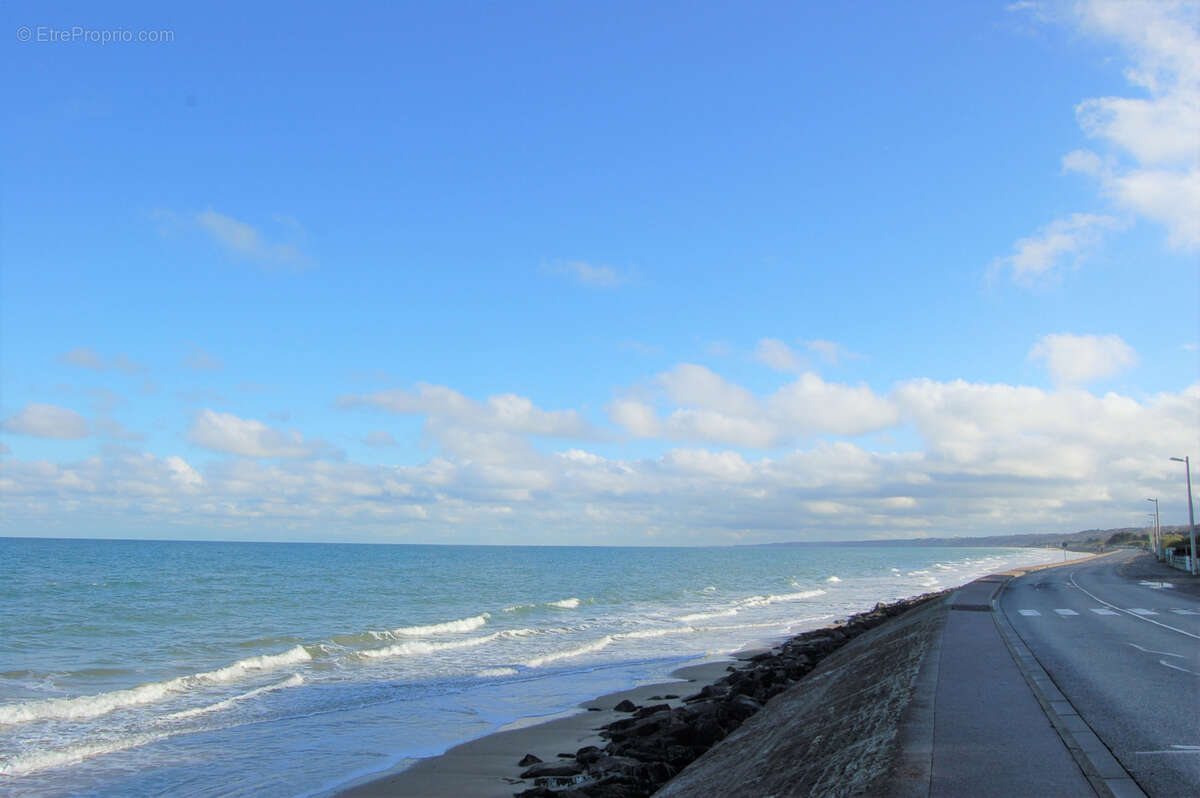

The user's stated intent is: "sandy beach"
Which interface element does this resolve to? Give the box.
[335,660,735,797]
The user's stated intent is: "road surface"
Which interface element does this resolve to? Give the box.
[1000,551,1200,797]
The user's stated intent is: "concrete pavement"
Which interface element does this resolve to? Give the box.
[892,554,1152,798]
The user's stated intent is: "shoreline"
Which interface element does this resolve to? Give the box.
[334,594,948,798]
[334,659,737,798]
[333,551,1096,798]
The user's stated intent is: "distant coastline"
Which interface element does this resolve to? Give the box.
[740,524,1180,551]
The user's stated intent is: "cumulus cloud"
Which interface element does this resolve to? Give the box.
[188,409,339,459]
[4,380,1195,543]
[754,338,802,372]
[1012,1,1200,258]
[804,339,859,366]
[992,213,1123,285]
[611,364,899,448]
[1028,333,1138,385]
[1,403,89,439]
[337,384,598,439]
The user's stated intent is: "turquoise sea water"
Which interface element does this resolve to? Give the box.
[0,538,1079,796]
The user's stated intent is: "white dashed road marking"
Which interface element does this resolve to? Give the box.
[1128,643,1184,658]
[1128,608,1158,616]
[1018,609,1040,616]
[1090,608,1119,615]
[1158,659,1200,677]
[1169,608,1200,615]
[1054,609,1079,616]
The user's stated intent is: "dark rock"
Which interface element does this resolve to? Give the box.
[612,699,637,712]
[587,706,603,711]
[519,761,582,779]
[575,745,603,765]
[633,703,670,718]
[662,694,679,699]
[517,753,542,767]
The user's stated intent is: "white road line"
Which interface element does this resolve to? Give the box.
[1018,609,1040,616]
[1054,609,1079,616]
[1128,643,1184,658]
[1135,745,1200,755]
[1158,659,1200,676]
[1128,608,1158,615]
[1068,573,1200,641]
[1090,608,1119,615]
[1169,608,1200,615]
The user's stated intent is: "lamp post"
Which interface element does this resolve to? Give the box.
[1169,456,1196,576]
[1146,497,1160,559]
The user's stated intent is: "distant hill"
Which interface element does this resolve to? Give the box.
[747,526,1191,552]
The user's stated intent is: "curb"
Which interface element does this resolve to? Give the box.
[990,574,1147,798]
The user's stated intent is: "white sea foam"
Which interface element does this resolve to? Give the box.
[617,626,695,640]
[356,633,499,660]
[677,608,739,622]
[380,614,490,638]
[702,586,716,592]
[547,597,581,609]
[502,604,534,612]
[476,667,518,678]
[522,636,613,668]
[0,732,169,776]
[826,576,841,582]
[0,645,312,726]
[160,674,304,721]
[737,589,826,608]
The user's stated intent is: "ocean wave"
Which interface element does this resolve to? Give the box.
[522,636,613,668]
[617,626,695,640]
[160,674,304,721]
[737,589,826,608]
[356,633,499,660]
[677,608,738,622]
[547,597,581,609]
[476,667,518,678]
[378,613,490,639]
[0,645,313,726]
[0,732,168,776]
[826,576,841,583]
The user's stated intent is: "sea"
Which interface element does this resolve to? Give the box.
[0,537,1083,796]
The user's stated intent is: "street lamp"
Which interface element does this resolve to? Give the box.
[1146,497,1160,559]
[1169,456,1197,576]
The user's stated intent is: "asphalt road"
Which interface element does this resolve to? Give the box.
[999,551,1200,798]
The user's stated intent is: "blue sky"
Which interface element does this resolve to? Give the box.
[2,0,1197,544]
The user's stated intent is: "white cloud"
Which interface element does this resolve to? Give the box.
[58,347,146,375]
[3,382,1197,544]
[993,213,1123,285]
[546,260,626,288]
[754,338,802,372]
[1,403,89,439]
[611,365,898,448]
[1028,333,1138,385]
[338,384,598,440]
[194,209,315,269]
[804,339,859,365]
[188,410,338,459]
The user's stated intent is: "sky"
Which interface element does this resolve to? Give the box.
[1,0,1197,545]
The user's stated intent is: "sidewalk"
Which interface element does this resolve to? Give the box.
[891,568,1143,798]
[929,579,1094,796]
